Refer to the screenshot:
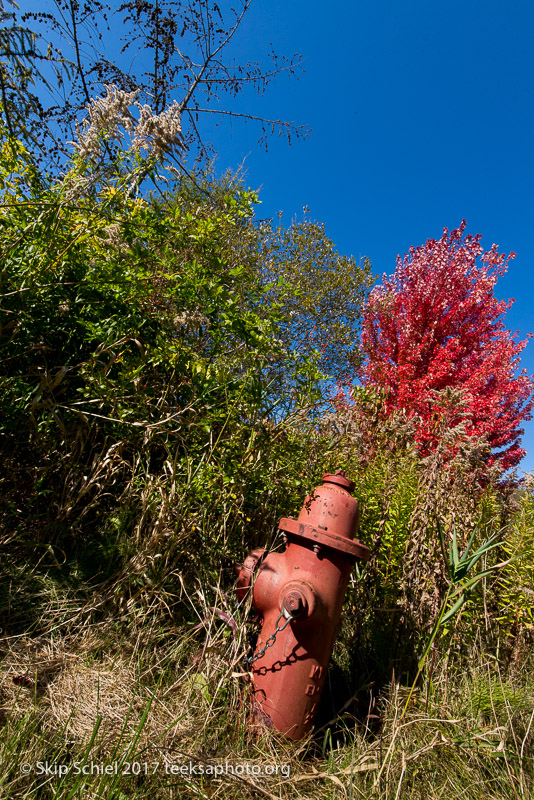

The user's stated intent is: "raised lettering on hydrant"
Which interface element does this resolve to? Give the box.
[236,470,370,741]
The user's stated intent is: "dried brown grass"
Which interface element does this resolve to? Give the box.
[0,616,532,800]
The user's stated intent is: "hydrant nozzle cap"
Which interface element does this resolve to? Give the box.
[322,470,355,493]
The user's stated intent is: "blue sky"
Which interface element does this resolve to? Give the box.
[24,0,534,474]
[199,0,534,476]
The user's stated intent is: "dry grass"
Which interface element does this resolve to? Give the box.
[0,597,532,800]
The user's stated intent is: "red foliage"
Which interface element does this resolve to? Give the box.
[359,221,534,471]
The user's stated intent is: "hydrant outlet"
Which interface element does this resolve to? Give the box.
[235,547,267,601]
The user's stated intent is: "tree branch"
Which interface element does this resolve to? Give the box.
[178,0,252,114]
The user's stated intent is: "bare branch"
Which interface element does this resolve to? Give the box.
[193,107,309,135]
[178,0,252,114]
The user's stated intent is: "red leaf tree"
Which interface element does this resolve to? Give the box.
[359,221,534,472]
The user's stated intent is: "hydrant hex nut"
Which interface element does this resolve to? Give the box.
[279,581,316,620]
[284,591,306,617]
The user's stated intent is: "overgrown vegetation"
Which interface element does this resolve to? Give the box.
[0,98,371,624]
[1,601,533,799]
[0,78,533,800]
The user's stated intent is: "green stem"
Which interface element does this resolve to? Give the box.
[399,586,451,721]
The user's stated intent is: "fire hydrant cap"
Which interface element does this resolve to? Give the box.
[322,470,355,493]
[278,468,369,561]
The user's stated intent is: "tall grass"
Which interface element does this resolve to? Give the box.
[1,608,532,800]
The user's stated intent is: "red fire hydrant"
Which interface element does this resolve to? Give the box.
[236,470,370,740]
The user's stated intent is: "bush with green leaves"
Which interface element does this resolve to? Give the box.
[0,91,373,626]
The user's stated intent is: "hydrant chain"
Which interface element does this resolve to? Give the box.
[244,610,293,666]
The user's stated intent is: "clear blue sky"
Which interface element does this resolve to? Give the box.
[26,0,534,475]
[200,0,534,476]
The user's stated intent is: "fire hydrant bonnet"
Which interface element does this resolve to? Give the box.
[278,471,367,561]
